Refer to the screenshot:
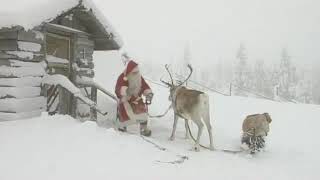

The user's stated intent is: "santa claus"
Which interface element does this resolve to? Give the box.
[115,60,153,136]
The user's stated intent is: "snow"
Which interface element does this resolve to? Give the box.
[0,0,123,47]
[80,58,89,65]
[72,63,94,74]
[76,75,117,101]
[0,87,41,99]
[0,0,79,30]
[0,53,319,179]
[0,76,42,87]
[42,74,83,94]
[42,74,95,106]
[82,0,123,47]
[18,41,42,52]
[47,23,86,34]
[6,51,34,60]
[0,90,320,179]
[9,59,46,68]
[34,31,44,40]
[0,66,46,77]
[47,55,69,64]
[0,96,45,113]
[0,109,43,121]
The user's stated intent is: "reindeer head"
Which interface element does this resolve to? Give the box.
[160,64,193,101]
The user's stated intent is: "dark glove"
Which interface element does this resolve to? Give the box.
[145,93,154,105]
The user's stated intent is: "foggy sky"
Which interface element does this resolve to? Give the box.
[93,0,320,68]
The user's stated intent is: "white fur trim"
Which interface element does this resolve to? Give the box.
[131,66,139,73]
[120,86,128,96]
[116,119,137,128]
[122,101,148,123]
[143,89,152,96]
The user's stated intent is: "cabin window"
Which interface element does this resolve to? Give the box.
[46,33,70,61]
[46,33,71,77]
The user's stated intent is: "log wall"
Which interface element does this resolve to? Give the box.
[72,35,97,121]
[0,28,46,121]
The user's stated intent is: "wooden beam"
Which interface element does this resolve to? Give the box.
[90,86,97,121]
[18,30,44,44]
[0,26,23,33]
[76,37,94,46]
[77,60,94,69]
[0,40,18,51]
[0,51,16,59]
[45,23,90,36]
[0,30,18,40]
[75,69,95,78]
[93,38,120,51]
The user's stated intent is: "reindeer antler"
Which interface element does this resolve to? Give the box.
[164,64,174,85]
[160,76,172,87]
[177,64,193,86]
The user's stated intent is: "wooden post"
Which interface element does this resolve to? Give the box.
[229,83,232,96]
[70,34,77,119]
[90,87,97,121]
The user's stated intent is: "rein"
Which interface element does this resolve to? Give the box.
[146,101,172,118]
[186,122,242,153]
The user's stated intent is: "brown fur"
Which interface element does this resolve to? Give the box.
[242,113,272,136]
[162,64,213,151]
[175,87,204,115]
[263,113,272,123]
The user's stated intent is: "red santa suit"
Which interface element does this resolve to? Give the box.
[115,60,152,127]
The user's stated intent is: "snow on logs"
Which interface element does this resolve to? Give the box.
[0,29,45,121]
[73,36,96,120]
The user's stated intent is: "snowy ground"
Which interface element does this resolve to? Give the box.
[1,53,320,180]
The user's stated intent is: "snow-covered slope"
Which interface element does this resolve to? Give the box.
[0,91,319,180]
[0,52,319,180]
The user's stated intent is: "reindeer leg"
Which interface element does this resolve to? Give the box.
[192,120,203,152]
[169,113,179,141]
[204,120,214,150]
[184,119,190,139]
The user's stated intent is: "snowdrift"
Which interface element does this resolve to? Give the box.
[0,52,319,179]
[0,83,319,180]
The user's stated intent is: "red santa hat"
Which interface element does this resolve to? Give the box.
[123,60,139,81]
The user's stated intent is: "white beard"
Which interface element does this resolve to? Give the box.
[127,72,142,97]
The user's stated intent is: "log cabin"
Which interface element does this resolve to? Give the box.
[0,0,122,121]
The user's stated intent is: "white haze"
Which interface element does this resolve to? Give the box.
[93,0,320,68]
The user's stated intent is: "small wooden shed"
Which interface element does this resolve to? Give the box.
[0,0,122,121]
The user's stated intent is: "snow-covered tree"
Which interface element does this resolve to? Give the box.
[278,48,298,100]
[213,60,225,89]
[252,60,273,97]
[173,43,194,86]
[312,65,320,104]
[293,67,312,104]
[233,43,251,96]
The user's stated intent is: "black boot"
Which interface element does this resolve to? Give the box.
[118,126,127,132]
[140,122,152,137]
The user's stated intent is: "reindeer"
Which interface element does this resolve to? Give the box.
[161,64,214,151]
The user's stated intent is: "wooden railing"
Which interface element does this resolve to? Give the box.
[46,85,60,115]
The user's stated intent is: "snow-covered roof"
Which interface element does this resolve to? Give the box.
[0,0,123,48]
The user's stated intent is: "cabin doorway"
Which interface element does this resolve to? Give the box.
[45,33,73,115]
